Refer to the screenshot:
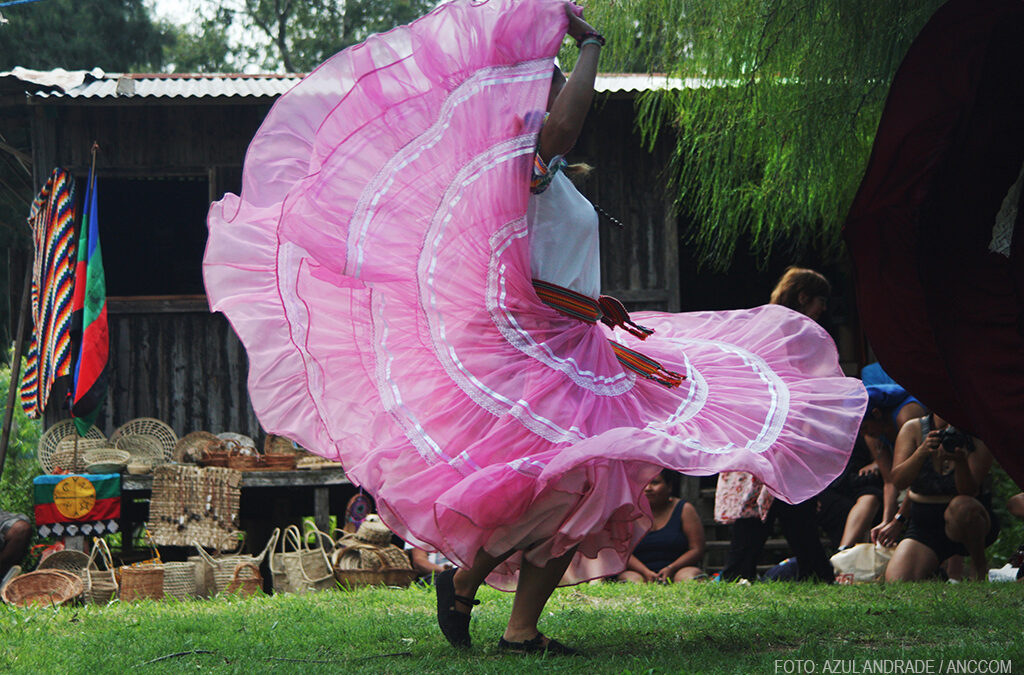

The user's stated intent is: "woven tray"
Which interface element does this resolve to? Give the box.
[2,570,83,607]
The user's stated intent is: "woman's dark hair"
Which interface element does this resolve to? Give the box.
[769,266,831,310]
[659,468,681,496]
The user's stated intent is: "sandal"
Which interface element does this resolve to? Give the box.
[497,633,581,656]
[436,568,479,648]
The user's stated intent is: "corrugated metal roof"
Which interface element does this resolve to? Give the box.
[2,68,703,101]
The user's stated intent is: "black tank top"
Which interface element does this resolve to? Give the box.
[633,499,691,572]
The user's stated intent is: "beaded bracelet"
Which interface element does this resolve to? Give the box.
[580,37,604,49]
[575,30,606,48]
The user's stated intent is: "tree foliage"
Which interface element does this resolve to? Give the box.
[563,0,947,269]
[0,0,168,71]
[167,0,435,73]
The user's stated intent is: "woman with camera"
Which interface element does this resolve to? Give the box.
[881,413,997,581]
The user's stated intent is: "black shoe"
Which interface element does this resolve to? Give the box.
[436,568,479,649]
[497,633,581,656]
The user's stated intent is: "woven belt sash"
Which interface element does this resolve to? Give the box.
[532,279,685,388]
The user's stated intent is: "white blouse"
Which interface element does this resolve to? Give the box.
[527,162,601,300]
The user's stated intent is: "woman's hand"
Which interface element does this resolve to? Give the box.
[565,3,597,42]
[857,462,880,478]
[871,518,903,547]
[916,430,943,457]
[654,567,674,583]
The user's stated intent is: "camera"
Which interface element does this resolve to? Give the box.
[937,426,969,453]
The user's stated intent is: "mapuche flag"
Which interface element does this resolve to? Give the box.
[69,167,108,436]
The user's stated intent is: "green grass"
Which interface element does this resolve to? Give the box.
[1,581,1022,674]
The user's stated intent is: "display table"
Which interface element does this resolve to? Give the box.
[121,468,354,554]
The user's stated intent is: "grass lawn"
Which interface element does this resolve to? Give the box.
[1,580,1022,674]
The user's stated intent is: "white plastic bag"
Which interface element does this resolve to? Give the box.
[830,543,893,583]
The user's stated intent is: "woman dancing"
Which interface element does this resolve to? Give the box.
[205,0,866,654]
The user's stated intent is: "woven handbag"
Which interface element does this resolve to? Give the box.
[277,524,334,594]
[331,542,416,588]
[80,538,118,604]
[191,529,278,596]
[224,562,263,597]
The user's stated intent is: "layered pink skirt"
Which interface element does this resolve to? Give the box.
[204,0,867,589]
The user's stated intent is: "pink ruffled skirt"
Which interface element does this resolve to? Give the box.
[204,0,867,589]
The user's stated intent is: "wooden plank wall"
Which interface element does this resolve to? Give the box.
[97,310,260,440]
[577,97,679,312]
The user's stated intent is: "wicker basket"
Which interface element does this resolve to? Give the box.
[110,418,178,466]
[2,570,84,607]
[80,538,118,604]
[37,420,107,474]
[264,434,297,455]
[37,549,90,574]
[224,562,263,597]
[191,529,278,596]
[173,431,220,463]
[119,565,165,602]
[115,434,165,466]
[162,561,199,600]
[331,542,415,588]
[227,452,260,471]
[270,525,334,594]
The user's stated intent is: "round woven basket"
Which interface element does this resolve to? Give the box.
[217,432,257,453]
[353,516,393,546]
[2,569,84,607]
[83,448,131,466]
[263,434,297,455]
[115,434,166,467]
[173,431,220,463]
[37,549,90,574]
[110,418,177,466]
[37,420,107,474]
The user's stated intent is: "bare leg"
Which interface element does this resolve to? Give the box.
[885,538,940,581]
[945,496,990,581]
[502,547,577,643]
[617,570,646,583]
[672,566,705,582]
[840,494,881,548]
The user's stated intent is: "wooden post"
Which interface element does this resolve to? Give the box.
[0,264,32,476]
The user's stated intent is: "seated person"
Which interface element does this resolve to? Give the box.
[0,510,31,588]
[404,543,453,582]
[883,413,998,581]
[619,470,705,583]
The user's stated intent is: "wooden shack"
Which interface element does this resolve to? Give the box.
[4,69,683,441]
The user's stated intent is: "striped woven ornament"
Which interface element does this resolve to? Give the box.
[532,279,685,388]
[21,168,78,418]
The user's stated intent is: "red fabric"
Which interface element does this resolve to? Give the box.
[844,0,1024,487]
[33,497,120,526]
